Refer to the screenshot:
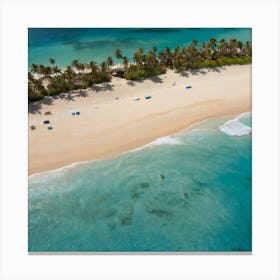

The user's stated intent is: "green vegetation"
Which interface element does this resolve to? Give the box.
[28,38,252,103]
[124,65,166,80]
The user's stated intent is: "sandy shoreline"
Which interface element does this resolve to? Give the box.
[28,64,251,175]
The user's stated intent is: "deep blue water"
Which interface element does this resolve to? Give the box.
[28,114,252,252]
[28,28,252,68]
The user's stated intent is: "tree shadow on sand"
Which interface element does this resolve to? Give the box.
[127,80,136,87]
[28,102,42,115]
[207,66,226,73]
[75,89,88,98]
[126,75,163,86]
[179,67,225,78]
[91,83,114,93]
[28,97,54,115]
[147,75,163,83]
[28,88,94,114]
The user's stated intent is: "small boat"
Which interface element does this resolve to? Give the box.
[47,126,53,130]
[76,111,80,115]
[134,97,140,101]
[145,95,152,99]
[43,120,50,124]
[185,85,192,89]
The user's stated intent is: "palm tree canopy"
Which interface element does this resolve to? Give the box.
[106,56,114,67]
[114,49,123,59]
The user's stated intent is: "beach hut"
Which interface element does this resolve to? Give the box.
[43,120,50,124]
[145,95,152,100]
[185,85,192,89]
[134,97,140,101]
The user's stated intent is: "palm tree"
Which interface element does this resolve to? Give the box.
[192,39,198,46]
[217,39,228,57]
[52,66,61,75]
[133,48,145,66]
[114,49,123,60]
[146,50,157,67]
[31,64,39,74]
[43,66,52,77]
[229,38,239,57]
[61,66,77,90]
[207,38,217,59]
[87,60,98,73]
[242,41,252,56]
[28,71,35,82]
[71,59,79,69]
[172,46,182,70]
[76,62,85,72]
[236,41,243,56]
[37,64,44,75]
[158,47,171,67]
[122,56,129,69]
[49,58,55,65]
[182,45,200,69]
[152,46,157,53]
[63,66,76,80]
[199,42,211,60]
[100,61,107,72]
[106,56,114,68]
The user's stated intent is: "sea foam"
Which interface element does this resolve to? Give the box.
[219,117,251,136]
[149,136,182,146]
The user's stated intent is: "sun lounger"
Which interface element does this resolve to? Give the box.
[145,96,152,99]
[134,97,140,101]
[47,126,53,130]
[43,120,50,124]
[185,85,192,89]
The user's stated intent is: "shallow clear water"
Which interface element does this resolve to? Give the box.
[28,114,252,252]
[28,28,252,68]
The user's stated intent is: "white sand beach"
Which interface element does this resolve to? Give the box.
[28,64,251,175]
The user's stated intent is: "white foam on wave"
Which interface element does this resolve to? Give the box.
[236,111,251,121]
[149,136,182,146]
[29,161,89,182]
[219,114,251,137]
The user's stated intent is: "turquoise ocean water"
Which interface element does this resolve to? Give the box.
[28,28,252,68]
[28,114,252,252]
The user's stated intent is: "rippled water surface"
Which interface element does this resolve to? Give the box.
[29,114,252,252]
